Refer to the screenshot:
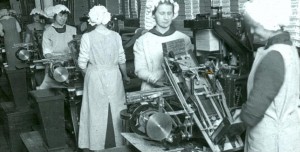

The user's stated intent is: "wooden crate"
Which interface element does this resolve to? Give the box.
[1,102,38,152]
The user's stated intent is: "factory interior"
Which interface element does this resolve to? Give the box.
[0,0,299,152]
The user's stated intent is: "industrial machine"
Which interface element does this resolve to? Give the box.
[126,40,245,152]
[125,8,252,152]
[184,7,253,111]
[14,35,84,147]
[31,37,85,145]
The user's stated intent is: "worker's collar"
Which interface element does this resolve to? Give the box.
[265,31,292,49]
[0,16,11,20]
[149,26,176,37]
[51,24,66,33]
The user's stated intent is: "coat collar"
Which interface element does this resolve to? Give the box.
[149,26,176,37]
[265,31,292,49]
[51,24,66,33]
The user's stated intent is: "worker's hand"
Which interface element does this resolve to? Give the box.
[44,53,53,59]
[148,71,164,84]
[81,69,86,77]
[148,74,159,84]
[123,76,131,84]
[153,81,166,87]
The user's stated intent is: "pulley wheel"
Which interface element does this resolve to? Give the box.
[53,67,69,82]
[16,48,30,61]
[146,112,173,141]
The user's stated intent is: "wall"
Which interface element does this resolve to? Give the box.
[73,1,89,25]
[9,0,21,14]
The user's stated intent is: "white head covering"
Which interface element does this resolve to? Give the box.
[44,6,55,18]
[9,9,17,15]
[243,0,291,31]
[88,5,111,26]
[30,8,45,16]
[144,0,180,30]
[44,4,70,18]
[0,9,9,18]
[147,0,179,19]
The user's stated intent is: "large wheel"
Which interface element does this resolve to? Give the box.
[129,104,157,137]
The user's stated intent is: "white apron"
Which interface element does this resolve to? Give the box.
[244,44,300,152]
[78,30,126,150]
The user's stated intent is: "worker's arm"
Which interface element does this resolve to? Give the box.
[0,23,4,36]
[117,33,130,83]
[240,51,285,127]
[77,33,90,74]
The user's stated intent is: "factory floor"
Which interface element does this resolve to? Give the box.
[0,73,245,152]
[0,124,9,152]
[0,94,136,152]
[0,72,141,152]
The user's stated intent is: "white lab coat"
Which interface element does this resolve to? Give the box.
[39,25,76,89]
[133,31,192,90]
[78,27,126,150]
[245,44,300,152]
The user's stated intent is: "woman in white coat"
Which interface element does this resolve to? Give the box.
[233,0,300,151]
[38,4,77,89]
[134,0,193,91]
[77,5,130,151]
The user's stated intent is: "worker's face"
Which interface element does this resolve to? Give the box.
[54,12,68,26]
[33,14,40,23]
[245,15,269,42]
[153,4,174,29]
[249,23,271,42]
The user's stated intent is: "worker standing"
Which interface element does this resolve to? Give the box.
[233,0,300,151]
[133,0,193,91]
[38,4,77,89]
[77,5,130,151]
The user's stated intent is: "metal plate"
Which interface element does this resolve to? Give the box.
[17,49,30,61]
[146,113,172,141]
[53,67,69,82]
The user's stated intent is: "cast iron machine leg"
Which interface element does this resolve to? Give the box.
[67,87,80,147]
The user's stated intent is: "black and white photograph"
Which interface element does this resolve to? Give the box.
[0,0,299,152]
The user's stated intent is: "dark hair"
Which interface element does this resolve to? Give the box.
[53,10,69,19]
[152,0,175,15]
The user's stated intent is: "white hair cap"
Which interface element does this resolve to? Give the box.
[44,4,70,18]
[9,9,17,15]
[30,8,45,16]
[44,6,55,18]
[147,0,179,19]
[144,0,180,29]
[88,5,111,26]
[244,0,291,31]
[53,4,70,15]
[0,9,9,18]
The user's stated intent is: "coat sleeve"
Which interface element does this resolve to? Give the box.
[133,37,152,82]
[15,20,21,33]
[78,34,90,70]
[42,29,53,56]
[184,35,193,52]
[0,23,4,36]
[117,33,126,64]
[240,51,285,127]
